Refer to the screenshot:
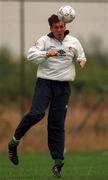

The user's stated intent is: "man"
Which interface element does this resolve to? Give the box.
[8,14,86,178]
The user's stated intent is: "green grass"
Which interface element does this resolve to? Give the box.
[0,151,108,179]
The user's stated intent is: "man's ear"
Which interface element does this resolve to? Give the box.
[64,23,66,29]
[50,27,52,32]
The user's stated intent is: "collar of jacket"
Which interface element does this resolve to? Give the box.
[47,30,69,38]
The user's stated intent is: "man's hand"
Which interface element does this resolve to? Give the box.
[77,59,86,68]
[46,49,58,57]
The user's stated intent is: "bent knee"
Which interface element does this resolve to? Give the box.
[27,111,45,125]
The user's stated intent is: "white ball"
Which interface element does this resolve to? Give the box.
[57,5,75,23]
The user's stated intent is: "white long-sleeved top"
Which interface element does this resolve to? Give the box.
[27,31,86,81]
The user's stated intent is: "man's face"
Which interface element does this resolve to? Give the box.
[50,21,66,41]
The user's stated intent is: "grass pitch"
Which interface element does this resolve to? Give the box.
[0,151,108,179]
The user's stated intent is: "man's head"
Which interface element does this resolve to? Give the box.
[48,14,66,41]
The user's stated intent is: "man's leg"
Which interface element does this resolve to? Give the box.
[8,78,51,165]
[47,81,70,177]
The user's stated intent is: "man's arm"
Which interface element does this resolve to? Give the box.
[76,39,87,69]
[27,37,47,64]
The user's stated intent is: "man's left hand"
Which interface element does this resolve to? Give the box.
[77,59,86,68]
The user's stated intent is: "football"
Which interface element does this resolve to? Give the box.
[57,5,75,23]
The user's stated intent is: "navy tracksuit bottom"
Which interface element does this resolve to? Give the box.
[14,78,70,160]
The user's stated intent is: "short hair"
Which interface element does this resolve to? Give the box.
[48,14,60,27]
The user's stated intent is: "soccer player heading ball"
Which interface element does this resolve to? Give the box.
[8,6,86,178]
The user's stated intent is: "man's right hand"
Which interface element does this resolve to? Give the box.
[46,49,58,57]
